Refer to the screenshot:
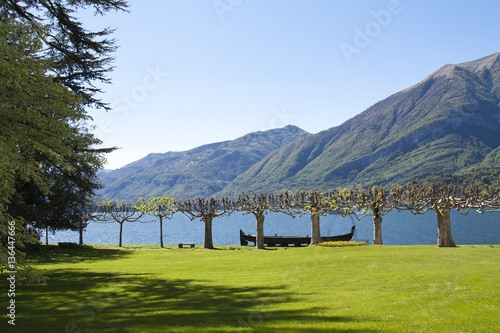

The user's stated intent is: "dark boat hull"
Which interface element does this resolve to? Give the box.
[240,226,355,247]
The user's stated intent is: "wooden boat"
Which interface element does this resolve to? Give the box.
[239,226,355,247]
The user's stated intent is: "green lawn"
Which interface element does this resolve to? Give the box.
[3,245,499,332]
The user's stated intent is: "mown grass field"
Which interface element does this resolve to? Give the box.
[3,244,499,332]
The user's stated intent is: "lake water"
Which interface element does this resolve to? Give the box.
[48,210,499,246]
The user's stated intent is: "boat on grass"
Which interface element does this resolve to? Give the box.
[239,226,355,247]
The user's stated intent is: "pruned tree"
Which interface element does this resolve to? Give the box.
[136,196,177,248]
[235,193,281,249]
[176,197,233,249]
[363,186,395,245]
[77,201,106,245]
[333,186,394,245]
[288,190,335,245]
[98,200,143,247]
[391,183,498,247]
[398,184,459,247]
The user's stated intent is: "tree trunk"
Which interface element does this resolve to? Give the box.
[255,213,265,249]
[373,215,383,245]
[45,225,49,246]
[79,219,84,245]
[203,216,214,249]
[119,221,123,247]
[310,214,322,245]
[436,208,455,247]
[159,216,164,248]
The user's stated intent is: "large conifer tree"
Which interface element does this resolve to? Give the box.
[1,1,126,278]
[1,0,128,110]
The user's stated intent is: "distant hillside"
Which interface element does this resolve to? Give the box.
[98,125,310,200]
[220,53,500,195]
[99,53,500,200]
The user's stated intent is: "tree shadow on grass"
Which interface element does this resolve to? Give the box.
[25,245,134,265]
[15,270,381,333]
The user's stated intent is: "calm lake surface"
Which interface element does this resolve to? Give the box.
[48,210,499,246]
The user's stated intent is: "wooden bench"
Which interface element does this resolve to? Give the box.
[58,242,78,248]
[178,243,195,248]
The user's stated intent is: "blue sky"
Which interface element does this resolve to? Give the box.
[84,0,500,169]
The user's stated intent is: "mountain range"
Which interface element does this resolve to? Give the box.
[98,125,309,200]
[99,53,500,200]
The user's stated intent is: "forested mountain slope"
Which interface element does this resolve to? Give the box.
[220,53,500,195]
[98,125,310,200]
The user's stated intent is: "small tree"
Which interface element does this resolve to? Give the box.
[77,201,106,245]
[393,184,482,248]
[235,193,281,249]
[176,197,233,249]
[335,186,394,245]
[409,184,458,247]
[98,200,144,247]
[136,196,177,248]
[288,190,335,245]
[366,186,394,245]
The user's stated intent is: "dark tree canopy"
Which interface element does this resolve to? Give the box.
[0,1,121,278]
[1,0,129,110]
[1,16,112,225]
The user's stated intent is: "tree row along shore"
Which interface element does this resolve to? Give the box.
[68,184,500,249]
